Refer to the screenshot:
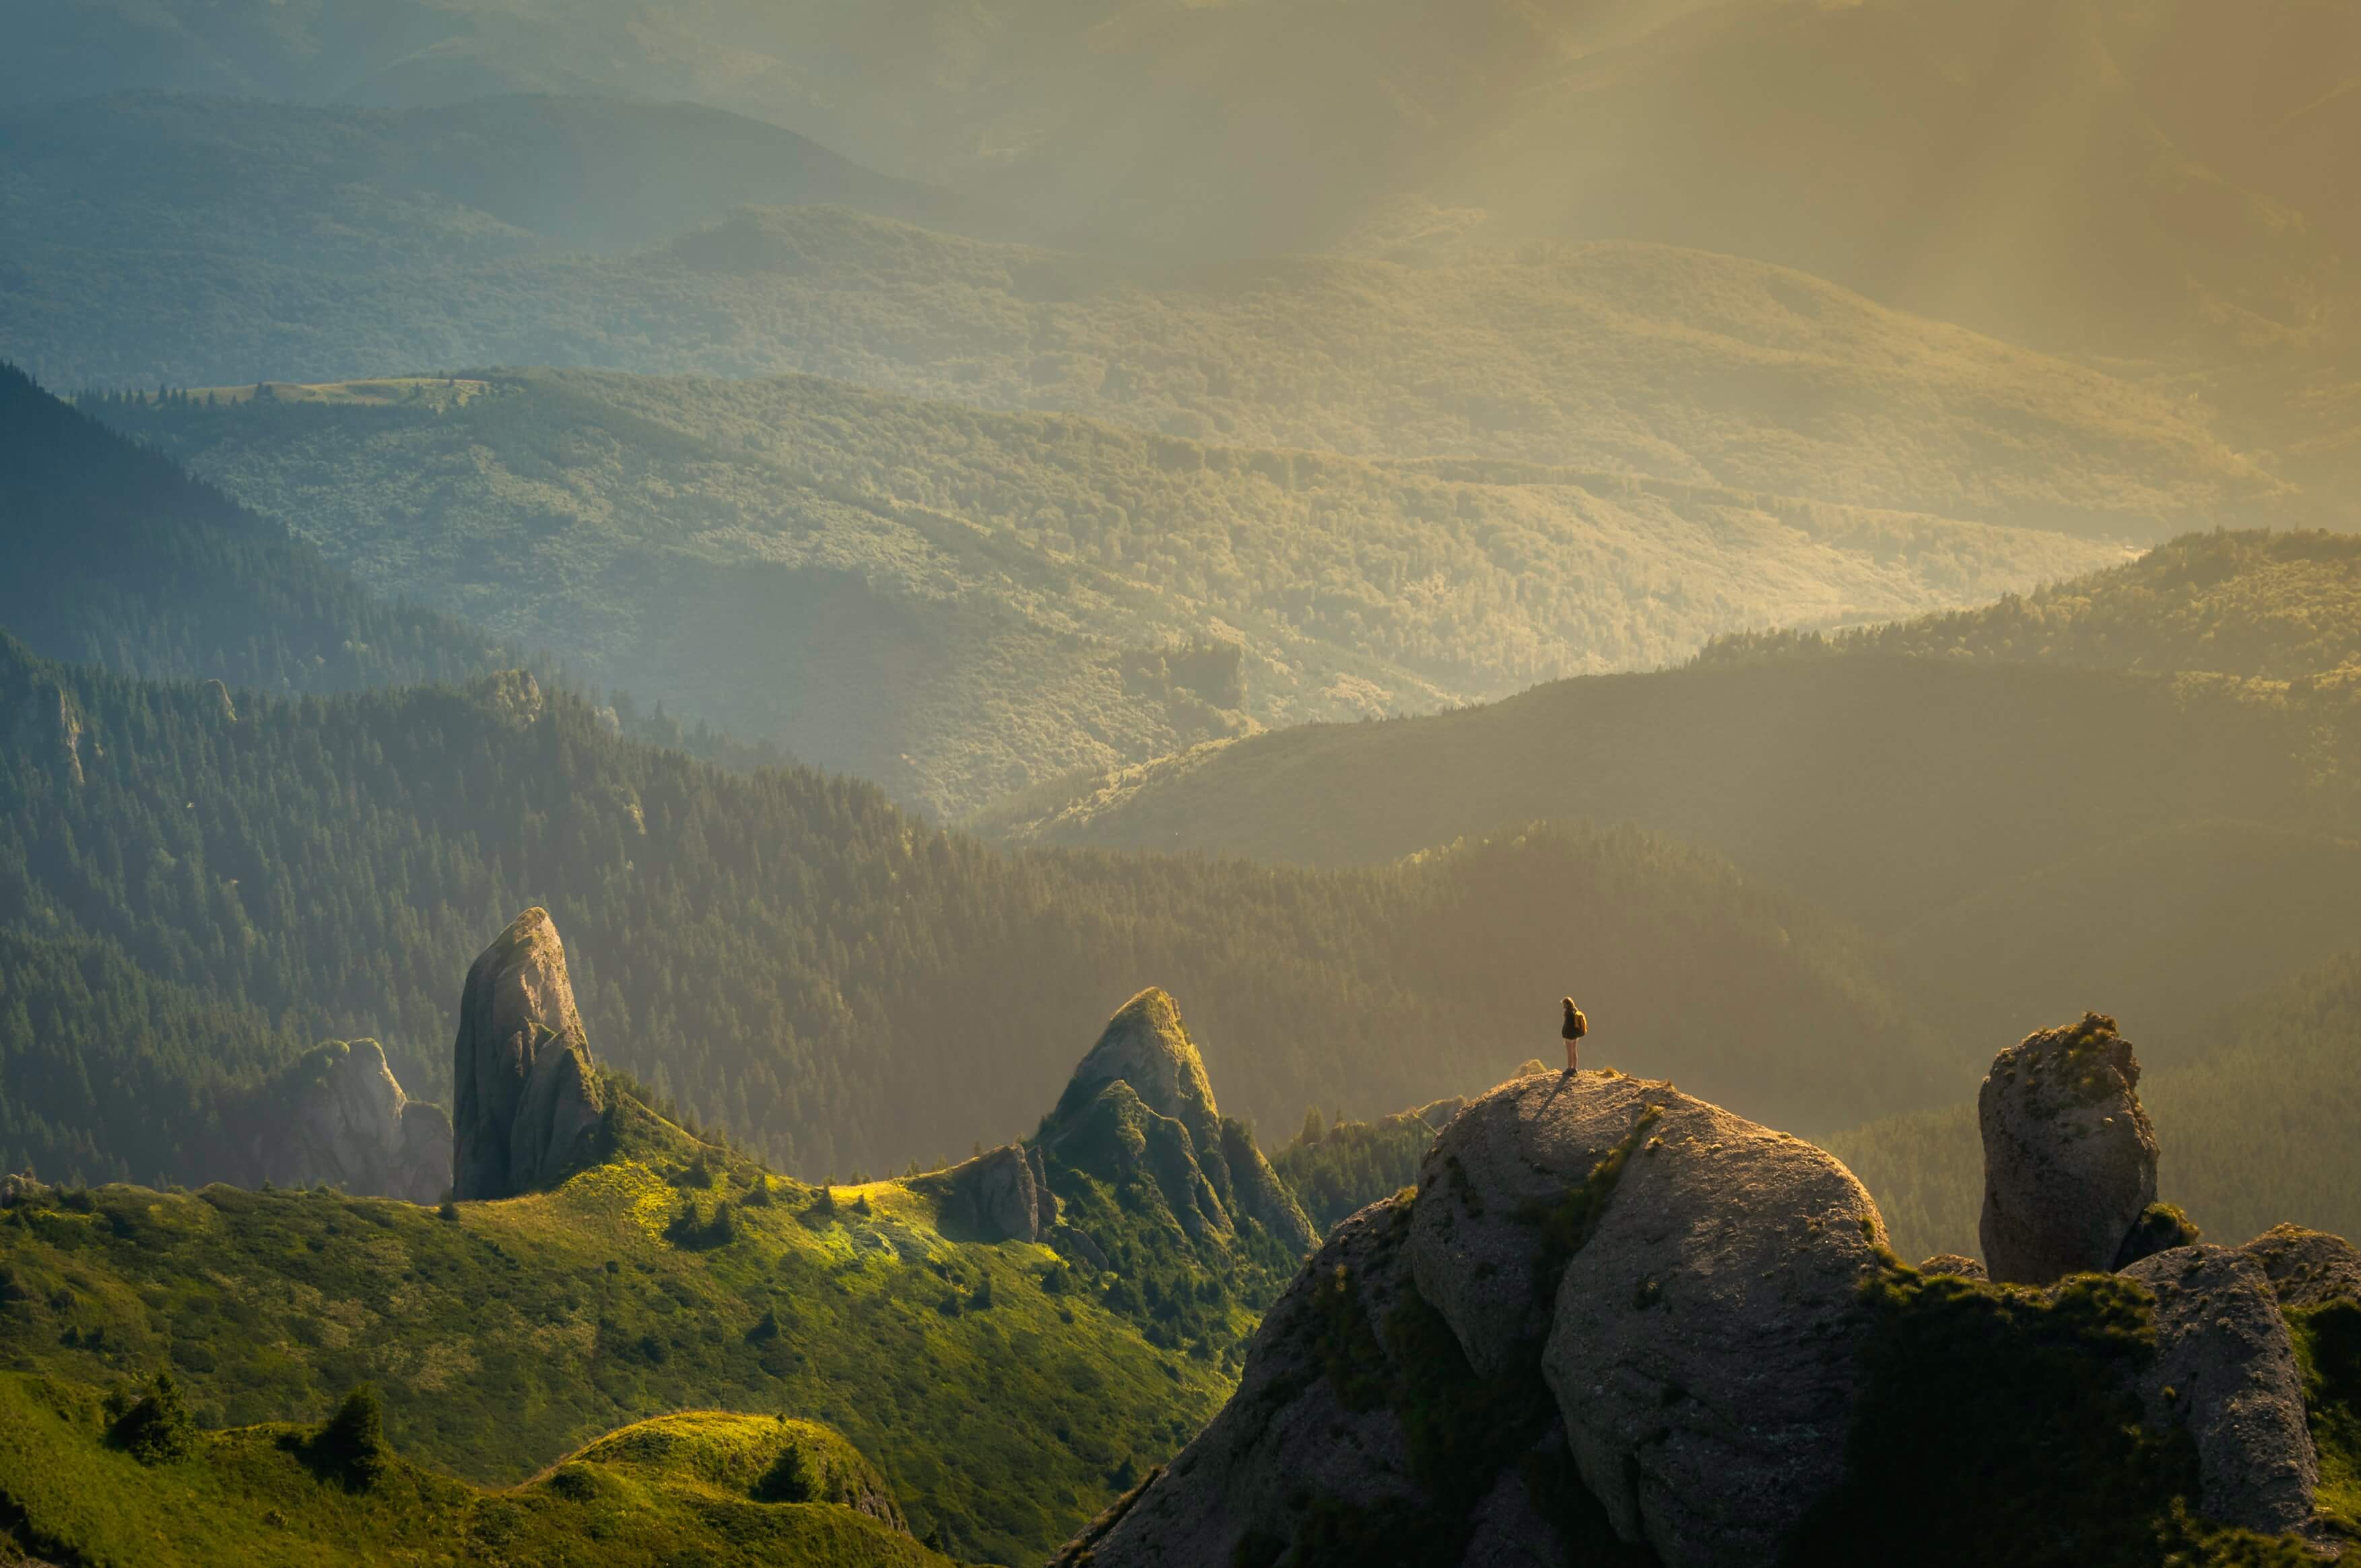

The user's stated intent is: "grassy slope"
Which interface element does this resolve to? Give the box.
[0,1384,949,1568]
[94,368,2119,818]
[0,1142,1223,1565]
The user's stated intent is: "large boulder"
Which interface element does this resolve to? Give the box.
[1059,1072,1890,1568]
[1978,1013,2158,1285]
[451,908,605,1200]
[248,1039,453,1203]
[1406,1070,1659,1378]
[2241,1224,2361,1309]
[1539,1085,1889,1566]
[2118,1246,2319,1536]
[1049,1199,1427,1567]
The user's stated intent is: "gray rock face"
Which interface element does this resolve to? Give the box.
[1407,1070,1658,1379]
[1541,1085,1888,1567]
[2241,1224,2361,1309]
[2119,1245,2319,1536]
[250,1039,452,1203]
[1056,1199,1426,1568]
[1456,1439,1570,1568]
[1916,1254,1989,1281]
[451,908,605,1200]
[940,1143,1040,1243]
[1978,1013,2158,1285]
[1065,1074,1889,1568]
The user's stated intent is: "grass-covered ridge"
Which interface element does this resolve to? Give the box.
[0,1120,1228,1564]
[0,1375,954,1567]
[91,366,2118,818]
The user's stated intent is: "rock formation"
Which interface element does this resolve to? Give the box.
[938,1143,1054,1243]
[1539,1091,1888,1563]
[1042,988,1314,1254]
[2119,1246,2320,1536]
[201,678,236,724]
[1068,1072,1890,1568]
[1915,1254,1988,1280]
[451,908,605,1200]
[243,1039,452,1203]
[1978,1012,2158,1285]
[1051,1198,1436,1568]
[2241,1224,2361,1309]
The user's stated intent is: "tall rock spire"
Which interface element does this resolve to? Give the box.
[451,908,605,1200]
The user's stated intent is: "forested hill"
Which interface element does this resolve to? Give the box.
[1700,530,2361,681]
[0,364,507,693]
[92,367,2120,818]
[0,631,1951,1188]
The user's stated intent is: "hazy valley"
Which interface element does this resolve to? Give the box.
[5,1,2361,1562]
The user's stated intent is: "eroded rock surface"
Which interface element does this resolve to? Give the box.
[2242,1224,2361,1309]
[939,1143,1041,1243]
[2119,1245,2319,1536]
[451,908,605,1200]
[1916,1254,1988,1280]
[247,1039,451,1203]
[1406,1070,1657,1379]
[1979,1013,2157,1285]
[1051,1199,1426,1568]
[1541,1087,1888,1565]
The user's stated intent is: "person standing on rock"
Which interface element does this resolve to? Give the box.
[1562,998,1587,1073]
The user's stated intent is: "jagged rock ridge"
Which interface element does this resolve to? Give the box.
[451,907,606,1201]
[1042,988,1314,1255]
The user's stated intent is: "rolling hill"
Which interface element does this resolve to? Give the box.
[6,108,2293,543]
[0,1040,1244,1565]
[90,367,2129,816]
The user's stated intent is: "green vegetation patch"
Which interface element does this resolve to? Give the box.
[2290,1299,2361,1546]
[1787,1266,2321,1566]
[0,1161,1225,1565]
[0,1372,950,1568]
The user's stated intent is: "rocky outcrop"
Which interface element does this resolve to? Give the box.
[2241,1224,2361,1309]
[1979,1013,2158,1285]
[201,679,236,724]
[451,908,605,1200]
[12,680,87,786]
[1073,1072,1889,1568]
[2119,1246,2319,1536]
[1407,1072,1659,1379]
[1044,988,1314,1254]
[939,1143,1044,1243]
[1916,1254,1988,1280]
[1052,1199,1430,1567]
[1540,1087,1888,1564]
[243,1039,451,1203]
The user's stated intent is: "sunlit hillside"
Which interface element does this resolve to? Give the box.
[94,368,2123,815]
